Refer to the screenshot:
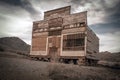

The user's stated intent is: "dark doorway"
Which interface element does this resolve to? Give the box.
[49,47,58,62]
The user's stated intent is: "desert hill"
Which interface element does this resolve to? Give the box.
[0,37,30,53]
[95,52,120,62]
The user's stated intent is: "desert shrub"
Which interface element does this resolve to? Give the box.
[48,63,83,80]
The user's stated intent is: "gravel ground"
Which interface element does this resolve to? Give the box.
[0,52,50,80]
[0,51,120,80]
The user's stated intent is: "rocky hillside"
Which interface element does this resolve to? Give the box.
[0,37,30,53]
[87,51,120,68]
[88,51,120,62]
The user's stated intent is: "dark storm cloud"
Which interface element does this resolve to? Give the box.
[70,0,101,12]
[90,22,120,34]
[71,0,92,6]
[104,1,120,23]
[0,0,40,19]
[70,0,112,10]
[70,0,120,21]
[0,0,22,6]
[89,0,120,34]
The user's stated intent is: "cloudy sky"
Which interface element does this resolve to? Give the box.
[0,0,120,52]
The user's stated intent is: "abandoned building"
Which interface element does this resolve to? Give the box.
[30,6,99,64]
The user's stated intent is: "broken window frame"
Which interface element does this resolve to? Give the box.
[63,33,85,51]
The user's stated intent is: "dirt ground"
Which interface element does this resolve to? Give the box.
[0,51,120,80]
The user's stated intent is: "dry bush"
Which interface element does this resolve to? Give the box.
[48,63,82,80]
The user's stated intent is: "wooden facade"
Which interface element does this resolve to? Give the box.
[30,6,99,64]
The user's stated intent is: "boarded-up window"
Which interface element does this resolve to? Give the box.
[48,17,63,28]
[49,30,61,36]
[32,37,47,51]
[63,33,85,51]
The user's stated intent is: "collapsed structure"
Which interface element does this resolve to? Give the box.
[30,6,99,64]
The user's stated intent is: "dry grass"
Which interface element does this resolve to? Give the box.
[48,63,120,80]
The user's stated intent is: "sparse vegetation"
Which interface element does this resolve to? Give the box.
[47,63,120,80]
[0,51,120,80]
